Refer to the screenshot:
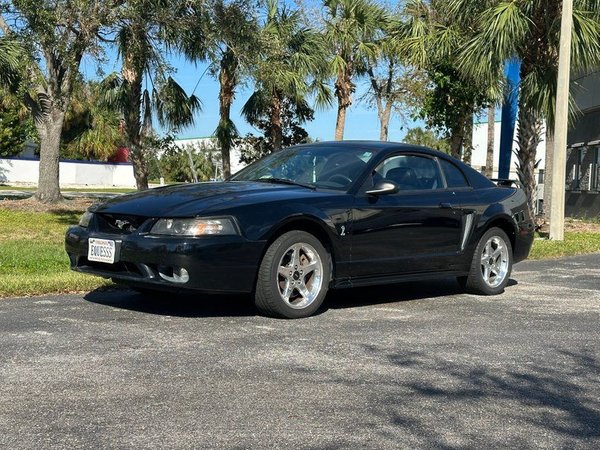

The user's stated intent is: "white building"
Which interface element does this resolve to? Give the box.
[471,120,547,214]
[471,120,546,179]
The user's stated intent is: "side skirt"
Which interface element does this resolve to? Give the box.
[331,270,468,289]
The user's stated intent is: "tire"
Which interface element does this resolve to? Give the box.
[461,227,513,295]
[255,231,331,319]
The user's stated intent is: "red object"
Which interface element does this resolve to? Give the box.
[108,147,130,163]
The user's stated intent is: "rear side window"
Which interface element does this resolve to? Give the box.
[440,159,469,188]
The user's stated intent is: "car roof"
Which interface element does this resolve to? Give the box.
[304,140,445,156]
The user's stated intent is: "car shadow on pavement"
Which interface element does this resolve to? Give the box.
[83,278,518,318]
[83,288,256,318]
[326,277,518,311]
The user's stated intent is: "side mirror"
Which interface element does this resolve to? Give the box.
[366,180,399,196]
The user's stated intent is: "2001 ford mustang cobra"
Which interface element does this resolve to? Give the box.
[66,141,534,318]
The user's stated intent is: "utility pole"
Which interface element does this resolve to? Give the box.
[549,0,573,240]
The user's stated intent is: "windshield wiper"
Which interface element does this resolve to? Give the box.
[253,177,316,190]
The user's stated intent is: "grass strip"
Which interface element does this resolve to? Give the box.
[0,209,110,297]
[529,232,600,260]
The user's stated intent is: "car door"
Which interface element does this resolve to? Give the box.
[350,153,464,279]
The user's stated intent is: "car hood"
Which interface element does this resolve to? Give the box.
[92,181,318,217]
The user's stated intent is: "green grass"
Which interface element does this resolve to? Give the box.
[0,209,110,297]
[0,207,598,298]
[0,185,135,193]
[529,232,600,260]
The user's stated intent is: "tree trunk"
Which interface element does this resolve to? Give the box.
[542,130,554,222]
[379,102,392,141]
[122,49,147,190]
[129,144,149,190]
[449,128,463,160]
[463,116,473,165]
[270,93,283,151]
[516,107,543,218]
[218,86,232,180]
[334,69,353,141]
[35,110,65,203]
[334,104,347,141]
[485,106,495,177]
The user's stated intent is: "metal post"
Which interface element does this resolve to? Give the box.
[549,0,573,241]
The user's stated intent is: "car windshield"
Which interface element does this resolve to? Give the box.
[230,145,379,191]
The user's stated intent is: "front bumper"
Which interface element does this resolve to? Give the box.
[65,226,265,293]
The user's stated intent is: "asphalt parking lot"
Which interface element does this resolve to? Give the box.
[1,254,599,449]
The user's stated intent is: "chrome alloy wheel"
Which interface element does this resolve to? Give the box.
[480,236,509,288]
[277,242,324,309]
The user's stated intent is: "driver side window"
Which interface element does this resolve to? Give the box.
[368,155,444,191]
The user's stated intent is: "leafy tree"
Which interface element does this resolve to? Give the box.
[366,47,427,141]
[323,0,387,140]
[148,137,217,183]
[101,0,200,190]
[180,0,258,179]
[456,0,600,214]
[0,109,31,157]
[242,0,330,152]
[0,1,113,202]
[241,98,314,164]
[0,86,35,157]
[61,81,125,161]
[363,14,427,142]
[403,126,451,153]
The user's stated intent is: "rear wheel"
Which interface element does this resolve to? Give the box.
[461,227,512,295]
[255,231,331,319]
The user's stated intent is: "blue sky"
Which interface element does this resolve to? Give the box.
[80,46,417,144]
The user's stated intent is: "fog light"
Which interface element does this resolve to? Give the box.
[158,266,189,284]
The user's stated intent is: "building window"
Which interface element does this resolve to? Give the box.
[593,147,600,191]
[572,148,584,190]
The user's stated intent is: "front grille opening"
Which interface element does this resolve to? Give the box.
[95,213,148,234]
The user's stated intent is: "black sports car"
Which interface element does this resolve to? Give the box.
[66,141,534,318]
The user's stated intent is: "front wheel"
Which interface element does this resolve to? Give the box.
[255,231,331,318]
[461,227,513,295]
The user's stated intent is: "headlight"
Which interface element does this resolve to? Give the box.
[150,218,238,236]
[79,211,94,228]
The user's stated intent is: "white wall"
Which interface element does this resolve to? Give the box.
[0,158,136,188]
[471,120,546,178]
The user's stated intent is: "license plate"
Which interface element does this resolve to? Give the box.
[88,238,116,264]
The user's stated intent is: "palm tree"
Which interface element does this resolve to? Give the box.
[242,0,330,151]
[101,0,200,190]
[323,0,386,140]
[180,0,258,179]
[456,0,600,214]
[0,37,20,89]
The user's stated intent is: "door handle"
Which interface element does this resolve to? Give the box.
[439,202,455,209]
